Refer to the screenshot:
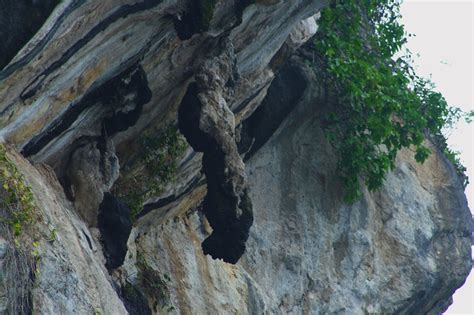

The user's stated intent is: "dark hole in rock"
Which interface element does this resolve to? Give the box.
[98,193,133,269]
[173,0,216,40]
[0,0,60,70]
[235,0,255,24]
[102,66,152,135]
[238,63,308,159]
[177,82,215,152]
[201,186,253,264]
[22,64,151,157]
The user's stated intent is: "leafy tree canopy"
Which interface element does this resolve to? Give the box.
[313,0,469,202]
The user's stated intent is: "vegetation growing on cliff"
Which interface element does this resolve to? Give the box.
[314,0,468,201]
[0,145,37,236]
[0,144,38,314]
[114,127,187,219]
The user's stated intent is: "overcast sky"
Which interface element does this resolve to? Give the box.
[400,1,473,313]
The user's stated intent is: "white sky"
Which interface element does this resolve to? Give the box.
[400,1,473,314]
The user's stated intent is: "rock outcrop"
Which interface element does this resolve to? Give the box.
[0,148,127,314]
[0,0,471,314]
[178,42,253,264]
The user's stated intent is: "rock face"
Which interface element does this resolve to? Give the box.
[0,0,471,314]
[0,149,127,314]
[178,44,253,264]
[241,57,472,314]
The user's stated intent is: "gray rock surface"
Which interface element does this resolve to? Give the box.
[123,56,471,315]
[66,138,119,227]
[241,57,472,314]
[0,149,127,314]
[0,0,471,314]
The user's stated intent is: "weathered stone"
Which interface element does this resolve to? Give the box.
[124,52,471,314]
[178,42,253,263]
[0,0,470,314]
[239,55,472,314]
[65,137,119,227]
[1,148,127,314]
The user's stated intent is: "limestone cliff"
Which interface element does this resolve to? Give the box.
[0,1,471,314]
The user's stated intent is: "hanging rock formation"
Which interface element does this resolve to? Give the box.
[178,41,253,263]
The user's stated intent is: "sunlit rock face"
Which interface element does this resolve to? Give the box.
[125,54,470,314]
[0,0,471,314]
[240,55,472,314]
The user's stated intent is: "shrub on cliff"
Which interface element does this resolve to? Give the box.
[314,0,468,201]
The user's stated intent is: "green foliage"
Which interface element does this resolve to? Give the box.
[432,134,470,189]
[314,0,464,202]
[116,126,187,219]
[0,144,36,235]
[444,148,469,188]
[465,110,474,123]
[0,144,39,314]
[199,0,218,31]
[135,250,173,312]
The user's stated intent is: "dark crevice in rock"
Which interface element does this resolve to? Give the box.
[233,83,268,114]
[103,104,142,136]
[238,63,308,159]
[139,177,204,219]
[21,63,151,157]
[172,0,255,41]
[177,83,213,151]
[0,0,60,71]
[98,193,133,270]
[102,67,151,136]
[173,0,217,40]
[235,0,256,25]
[178,81,253,264]
[17,0,162,99]
[82,230,93,250]
[0,0,85,81]
[201,184,253,264]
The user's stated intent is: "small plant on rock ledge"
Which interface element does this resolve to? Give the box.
[114,126,187,219]
[0,144,40,314]
[0,144,36,235]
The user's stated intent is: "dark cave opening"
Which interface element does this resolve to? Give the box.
[98,193,133,270]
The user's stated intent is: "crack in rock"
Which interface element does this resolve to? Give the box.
[22,64,151,158]
[178,43,253,264]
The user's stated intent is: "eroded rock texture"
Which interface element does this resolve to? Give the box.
[240,55,472,314]
[178,42,253,263]
[0,149,128,314]
[119,52,471,314]
[0,0,471,314]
